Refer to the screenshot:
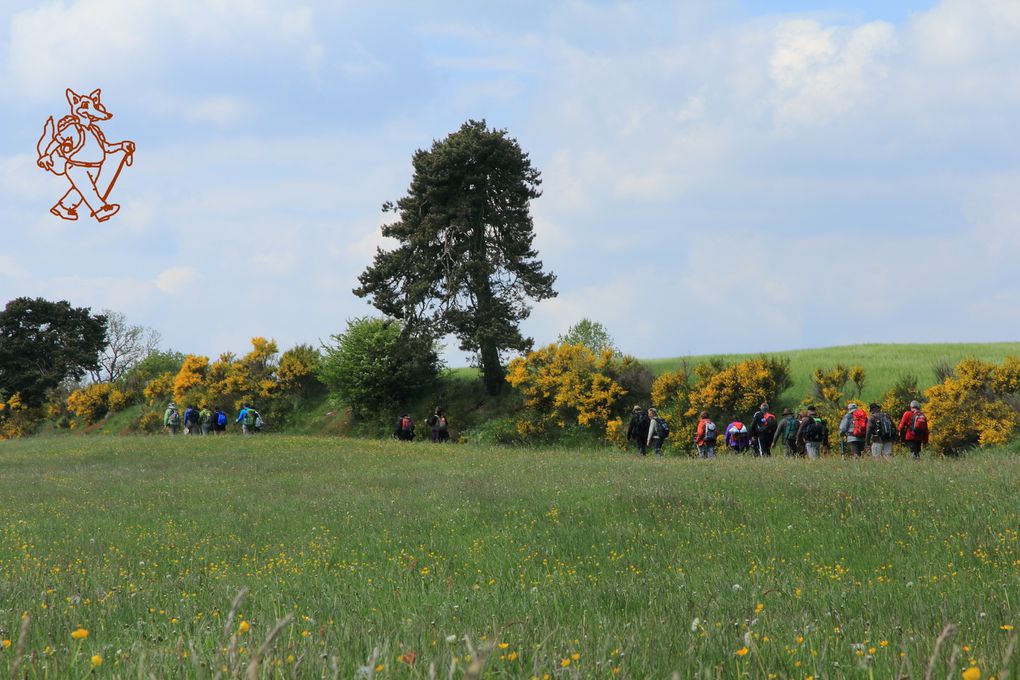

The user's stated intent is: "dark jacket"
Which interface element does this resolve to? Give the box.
[627,412,650,442]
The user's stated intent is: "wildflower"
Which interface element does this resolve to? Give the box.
[962,667,980,680]
[1001,625,1014,632]
[880,640,889,648]
[498,643,509,649]
[287,654,295,663]
[1,640,9,649]
[91,654,102,667]
[238,620,250,634]
[71,628,89,640]
[445,635,457,643]
[755,603,764,614]
[735,647,749,656]
[375,664,385,672]
[571,652,580,661]
[507,651,518,661]
[301,630,310,638]
[400,652,416,665]
[561,658,571,667]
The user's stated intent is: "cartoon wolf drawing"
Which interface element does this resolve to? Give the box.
[36,88,136,222]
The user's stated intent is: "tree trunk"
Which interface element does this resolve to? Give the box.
[480,342,504,396]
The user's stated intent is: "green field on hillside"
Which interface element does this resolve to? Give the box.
[0,436,1016,678]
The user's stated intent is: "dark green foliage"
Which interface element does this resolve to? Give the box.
[354,120,557,396]
[317,317,441,418]
[0,297,107,406]
[558,318,619,355]
[121,350,186,397]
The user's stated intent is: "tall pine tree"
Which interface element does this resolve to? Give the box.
[355,120,556,395]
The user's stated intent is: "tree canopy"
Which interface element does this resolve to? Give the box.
[0,297,107,406]
[354,120,556,395]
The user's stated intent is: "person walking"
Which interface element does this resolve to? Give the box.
[797,406,828,459]
[838,402,869,456]
[750,402,777,457]
[866,402,895,458]
[427,408,450,443]
[646,408,667,458]
[394,413,415,441]
[695,410,718,459]
[898,400,929,458]
[199,404,213,435]
[163,402,180,436]
[236,404,257,435]
[627,405,650,455]
[725,416,751,453]
[772,407,800,457]
[214,406,227,435]
[183,405,198,435]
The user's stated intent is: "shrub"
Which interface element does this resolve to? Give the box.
[143,372,174,406]
[558,319,619,355]
[66,383,114,424]
[688,356,792,420]
[881,374,921,416]
[173,355,209,405]
[318,318,440,418]
[924,357,1020,455]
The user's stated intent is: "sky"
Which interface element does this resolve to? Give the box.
[1,0,1019,365]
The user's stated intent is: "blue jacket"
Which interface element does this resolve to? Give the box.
[236,407,248,424]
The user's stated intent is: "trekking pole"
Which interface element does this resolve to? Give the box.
[839,434,845,457]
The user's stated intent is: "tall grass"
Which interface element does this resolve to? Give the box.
[0,435,1016,677]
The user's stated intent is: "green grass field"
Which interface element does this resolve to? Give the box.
[1,436,1017,678]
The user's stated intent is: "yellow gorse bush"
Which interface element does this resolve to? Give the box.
[66,383,113,425]
[924,357,1020,454]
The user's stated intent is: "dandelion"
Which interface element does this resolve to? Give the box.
[880,640,889,648]
[755,603,764,614]
[735,647,749,657]
[375,664,385,672]
[91,654,102,667]
[561,658,571,667]
[507,651,518,661]
[71,628,89,639]
[287,654,295,663]
[498,643,509,649]
[961,667,980,680]
[1001,625,1014,632]
[1,640,10,649]
[238,620,250,634]
[571,652,580,661]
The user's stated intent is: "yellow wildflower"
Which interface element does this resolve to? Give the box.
[91,655,102,667]
[735,647,749,656]
[561,658,571,667]
[70,628,89,640]
[962,667,980,680]
[238,620,250,634]
[1,640,10,649]
[1001,625,1014,632]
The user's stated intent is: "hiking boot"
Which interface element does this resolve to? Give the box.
[92,204,120,222]
[50,204,78,221]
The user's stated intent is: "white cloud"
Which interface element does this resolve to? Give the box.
[154,266,198,295]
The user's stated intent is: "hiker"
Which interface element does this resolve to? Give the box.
[838,402,869,456]
[163,401,180,436]
[627,405,650,455]
[237,404,261,435]
[772,407,800,457]
[797,406,828,459]
[695,410,718,458]
[898,400,928,458]
[427,408,450,443]
[866,402,895,458]
[183,405,198,435]
[750,402,777,457]
[199,404,213,435]
[725,416,751,453]
[646,407,668,458]
[394,413,415,441]
[214,406,227,435]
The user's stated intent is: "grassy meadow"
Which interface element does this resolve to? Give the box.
[0,435,1017,678]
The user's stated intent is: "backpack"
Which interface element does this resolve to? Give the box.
[910,412,928,435]
[216,412,227,427]
[655,417,670,439]
[437,416,448,433]
[702,420,717,443]
[254,413,264,430]
[874,413,895,441]
[167,408,180,426]
[729,422,749,447]
[851,408,868,438]
[758,412,776,434]
[243,409,257,427]
[804,417,826,442]
[782,417,800,445]
[400,416,413,432]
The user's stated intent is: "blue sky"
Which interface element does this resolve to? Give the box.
[1,0,1019,365]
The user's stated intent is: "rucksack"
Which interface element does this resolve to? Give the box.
[910,412,928,435]
[167,408,180,426]
[216,412,227,427]
[243,409,257,427]
[874,413,895,441]
[437,416,448,432]
[782,417,800,445]
[401,416,413,432]
[758,412,776,433]
[655,417,670,439]
[804,417,826,442]
[702,420,717,443]
[254,413,264,430]
[851,408,868,438]
[729,422,749,447]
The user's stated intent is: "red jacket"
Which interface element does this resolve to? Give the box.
[898,409,929,443]
[696,418,714,445]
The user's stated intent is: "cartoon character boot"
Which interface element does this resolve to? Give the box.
[92,204,120,222]
[50,203,78,221]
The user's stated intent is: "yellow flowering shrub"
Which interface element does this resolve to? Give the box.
[143,372,175,406]
[0,393,41,439]
[173,354,210,404]
[66,383,113,424]
[108,387,131,413]
[924,357,1020,454]
[506,343,627,437]
[687,356,792,420]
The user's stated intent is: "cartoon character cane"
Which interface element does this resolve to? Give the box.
[37,88,136,222]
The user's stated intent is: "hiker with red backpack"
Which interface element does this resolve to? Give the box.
[838,402,869,456]
[695,410,718,459]
[750,402,777,457]
[394,413,415,441]
[898,400,928,458]
[796,406,828,459]
[725,416,751,453]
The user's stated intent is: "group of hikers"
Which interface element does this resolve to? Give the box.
[394,408,451,443]
[162,402,264,435]
[626,400,930,459]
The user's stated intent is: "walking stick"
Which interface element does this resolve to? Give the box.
[101,145,134,203]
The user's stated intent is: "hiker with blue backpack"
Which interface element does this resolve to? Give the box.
[214,406,228,434]
[646,408,669,457]
[695,410,717,458]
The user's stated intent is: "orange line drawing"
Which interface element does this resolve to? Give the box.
[36,88,136,223]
